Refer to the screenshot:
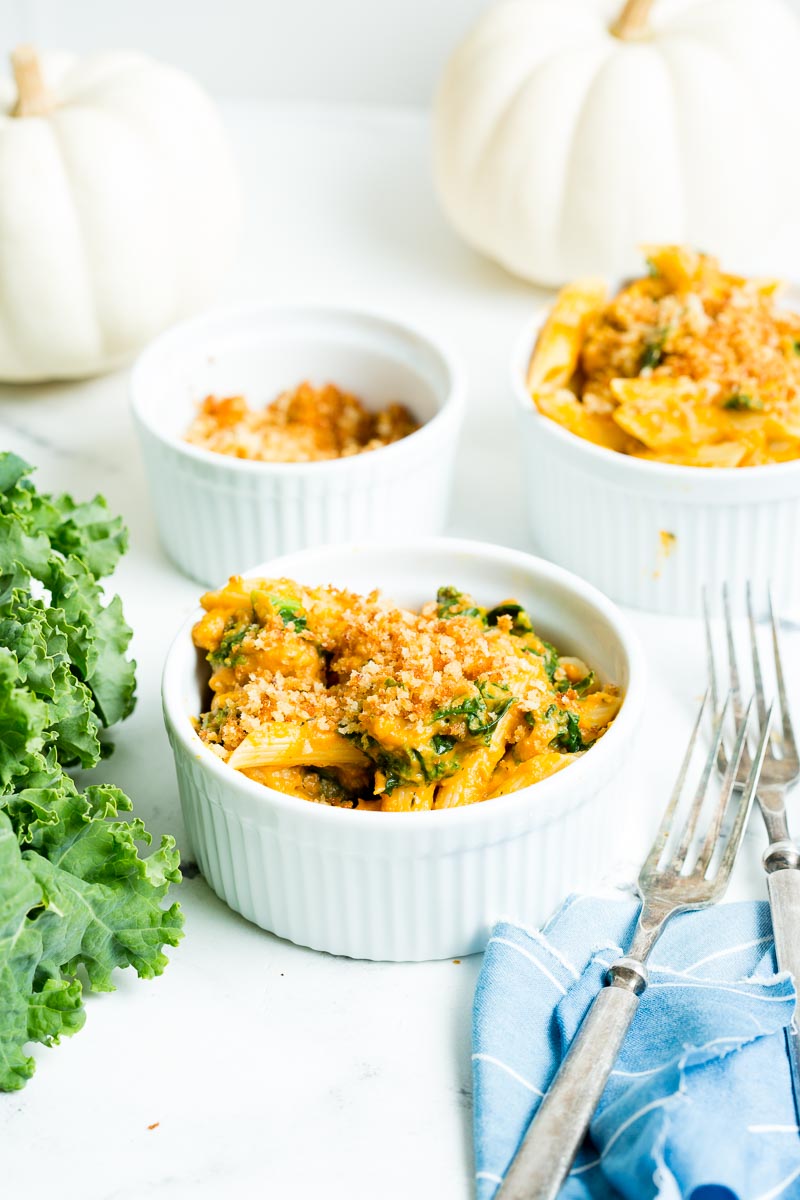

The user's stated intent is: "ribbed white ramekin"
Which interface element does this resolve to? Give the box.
[131,306,465,586]
[162,539,645,961]
[512,314,800,616]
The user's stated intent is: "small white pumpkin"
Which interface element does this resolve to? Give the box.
[434,0,800,286]
[0,47,241,382]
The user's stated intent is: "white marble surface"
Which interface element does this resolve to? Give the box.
[0,102,797,1200]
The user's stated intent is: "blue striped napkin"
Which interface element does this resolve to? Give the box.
[473,896,800,1199]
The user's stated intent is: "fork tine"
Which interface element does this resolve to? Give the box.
[695,696,754,876]
[703,588,720,717]
[715,702,775,886]
[768,586,797,753]
[746,581,768,729]
[705,587,730,775]
[640,690,710,876]
[723,583,745,721]
[671,691,732,870]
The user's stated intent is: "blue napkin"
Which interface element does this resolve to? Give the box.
[473,896,800,1200]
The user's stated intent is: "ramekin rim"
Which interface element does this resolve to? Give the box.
[161,536,647,828]
[510,308,800,487]
[130,301,466,478]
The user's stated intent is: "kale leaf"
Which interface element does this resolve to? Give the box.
[433,681,515,742]
[723,393,764,412]
[486,602,534,636]
[639,328,670,371]
[0,453,182,1091]
[436,586,484,621]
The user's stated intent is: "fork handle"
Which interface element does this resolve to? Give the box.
[765,849,800,1120]
[496,960,647,1200]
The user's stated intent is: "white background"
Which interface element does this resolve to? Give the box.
[0,0,488,104]
[5,0,800,107]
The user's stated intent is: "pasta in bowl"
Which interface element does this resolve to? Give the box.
[529,246,800,469]
[192,577,621,811]
[162,539,643,959]
[512,248,800,614]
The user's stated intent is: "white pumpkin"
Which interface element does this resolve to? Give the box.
[434,0,800,286]
[0,47,241,382]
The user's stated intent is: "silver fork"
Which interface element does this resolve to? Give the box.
[705,582,800,1118]
[496,691,773,1200]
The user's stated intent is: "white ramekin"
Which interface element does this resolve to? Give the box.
[131,305,465,586]
[512,314,800,616]
[162,538,645,961]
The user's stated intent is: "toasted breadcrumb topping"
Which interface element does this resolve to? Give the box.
[532,246,800,467]
[192,578,621,811]
[581,259,800,416]
[185,382,418,463]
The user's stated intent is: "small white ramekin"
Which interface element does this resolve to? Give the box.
[131,305,465,586]
[512,314,800,616]
[162,538,645,961]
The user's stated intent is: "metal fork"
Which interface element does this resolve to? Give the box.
[705,583,800,1118]
[496,691,773,1200]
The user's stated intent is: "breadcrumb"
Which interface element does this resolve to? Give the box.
[185,382,418,463]
[192,579,621,810]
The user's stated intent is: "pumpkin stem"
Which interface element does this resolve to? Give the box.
[10,45,53,117]
[610,0,655,40]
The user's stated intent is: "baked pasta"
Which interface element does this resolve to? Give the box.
[185,382,418,463]
[192,578,621,811]
[529,246,800,467]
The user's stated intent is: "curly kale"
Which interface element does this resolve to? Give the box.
[0,453,182,1091]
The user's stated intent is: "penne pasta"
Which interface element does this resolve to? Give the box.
[240,765,312,799]
[200,575,266,611]
[639,244,702,290]
[535,387,630,452]
[487,751,575,799]
[577,691,624,742]
[527,279,607,392]
[229,724,368,770]
[380,783,435,813]
[194,579,621,811]
[528,246,800,468]
[434,711,518,809]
